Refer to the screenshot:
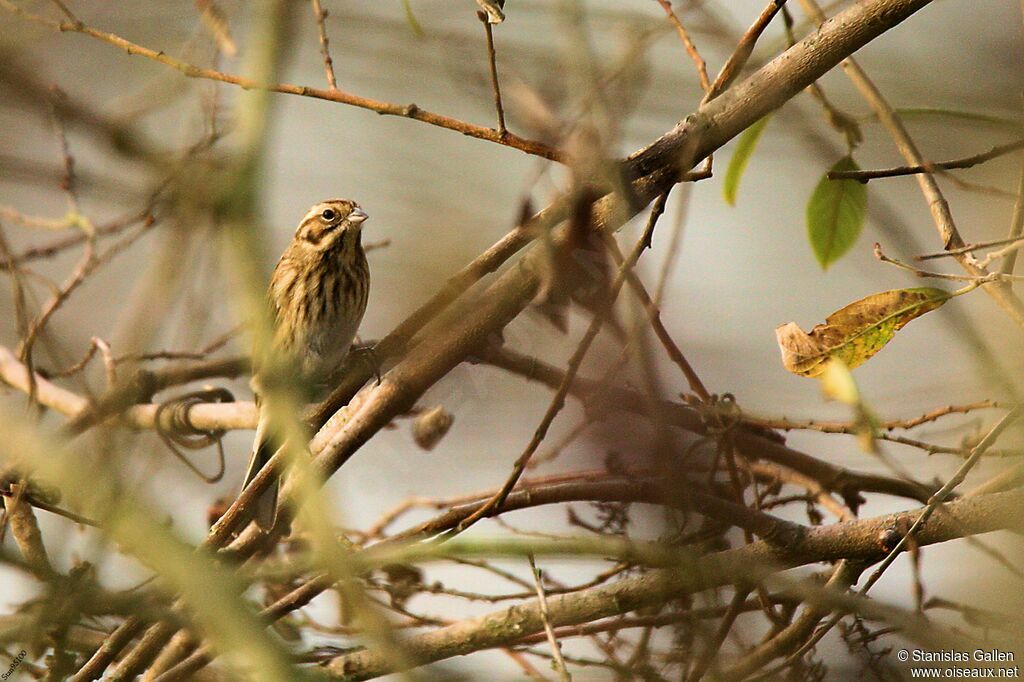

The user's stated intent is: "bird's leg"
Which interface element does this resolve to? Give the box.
[352,338,382,385]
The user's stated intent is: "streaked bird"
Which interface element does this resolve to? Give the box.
[241,199,370,529]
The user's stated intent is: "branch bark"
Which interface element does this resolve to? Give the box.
[296,0,944,515]
[326,488,1024,680]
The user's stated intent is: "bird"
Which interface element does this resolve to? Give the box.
[241,199,370,530]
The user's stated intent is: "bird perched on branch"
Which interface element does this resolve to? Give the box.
[241,199,370,530]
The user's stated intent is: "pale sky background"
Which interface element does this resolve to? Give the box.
[1,0,1023,678]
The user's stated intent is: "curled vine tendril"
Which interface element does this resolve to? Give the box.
[154,387,234,483]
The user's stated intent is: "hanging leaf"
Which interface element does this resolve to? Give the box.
[818,359,859,405]
[807,156,867,269]
[818,359,879,453]
[401,0,425,37]
[723,115,771,206]
[775,287,951,377]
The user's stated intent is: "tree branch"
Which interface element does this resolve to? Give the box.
[0,0,560,161]
[326,489,1024,679]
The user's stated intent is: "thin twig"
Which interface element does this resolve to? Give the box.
[478,10,506,135]
[651,185,691,304]
[828,137,1024,182]
[0,0,560,161]
[514,602,794,645]
[1000,153,1024,277]
[528,556,572,682]
[50,87,82,216]
[773,405,1024,673]
[779,6,861,147]
[18,221,157,365]
[685,586,753,681]
[796,0,1024,327]
[652,0,714,174]
[653,0,710,91]
[916,235,1024,261]
[0,204,81,231]
[703,0,788,104]
[309,0,337,90]
[7,205,147,267]
[0,225,32,391]
[605,239,711,402]
[17,90,95,398]
[741,400,1004,434]
[1,488,99,527]
[326,489,1024,678]
[867,406,1023,591]
[975,237,1024,269]
[48,0,77,22]
[938,169,1018,200]
[874,242,1020,282]
[448,192,671,536]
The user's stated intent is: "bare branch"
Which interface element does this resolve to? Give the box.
[325,489,1024,679]
[309,0,337,90]
[0,0,561,161]
[828,137,1024,182]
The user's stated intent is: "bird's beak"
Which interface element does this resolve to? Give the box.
[349,208,369,225]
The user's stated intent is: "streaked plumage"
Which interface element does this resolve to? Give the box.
[242,199,371,529]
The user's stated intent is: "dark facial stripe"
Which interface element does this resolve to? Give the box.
[297,216,321,244]
[331,265,342,310]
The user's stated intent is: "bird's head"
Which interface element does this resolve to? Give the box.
[293,199,368,251]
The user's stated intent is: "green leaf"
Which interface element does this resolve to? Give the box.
[775,287,951,377]
[401,0,425,37]
[807,156,867,269]
[723,116,771,206]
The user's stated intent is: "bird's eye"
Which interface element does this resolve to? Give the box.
[321,208,337,221]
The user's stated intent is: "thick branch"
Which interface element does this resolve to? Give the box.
[0,346,254,432]
[327,489,1024,679]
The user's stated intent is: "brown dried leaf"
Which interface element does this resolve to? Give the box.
[776,287,950,377]
[412,405,454,451]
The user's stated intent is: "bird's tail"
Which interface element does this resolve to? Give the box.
[241,408,279,530]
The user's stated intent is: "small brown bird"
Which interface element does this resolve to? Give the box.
[242,199,371,529]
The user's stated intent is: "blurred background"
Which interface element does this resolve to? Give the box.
[1,0,1023,678]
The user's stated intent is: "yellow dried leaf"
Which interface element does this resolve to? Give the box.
[818,359,858,405]
[818,359,878,452]
[776,287,950,377]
